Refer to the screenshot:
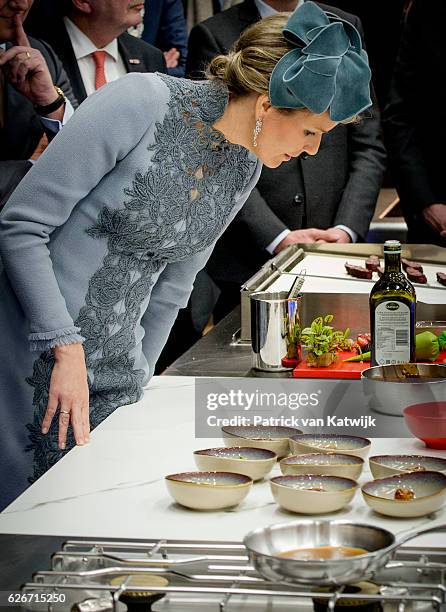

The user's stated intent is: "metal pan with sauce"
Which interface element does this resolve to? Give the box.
[243,519,446,586]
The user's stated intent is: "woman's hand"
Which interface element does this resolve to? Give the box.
[41,343,90,450]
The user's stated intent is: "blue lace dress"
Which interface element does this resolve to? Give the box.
[0,73,261,510]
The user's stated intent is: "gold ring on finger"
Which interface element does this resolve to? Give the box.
[60,409,70,415]
[25,51,31,59]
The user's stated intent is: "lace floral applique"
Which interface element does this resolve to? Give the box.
[25,76,256,481]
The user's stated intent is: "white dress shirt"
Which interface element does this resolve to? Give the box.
[252,1,357,252]
[254,0,303,18]
[64,17,127,97]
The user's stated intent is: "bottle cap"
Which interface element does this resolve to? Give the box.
[383,240,401,253]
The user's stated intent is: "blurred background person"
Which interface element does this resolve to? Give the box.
[185,0,243,31]
[383,0,446,247]
[0,0,76,208]
[26,0,166,104]
[142,0,187,76]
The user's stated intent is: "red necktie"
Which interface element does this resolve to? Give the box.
[91,50,107,90]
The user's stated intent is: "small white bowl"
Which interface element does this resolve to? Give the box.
[362,471,446,518]
[222,425,302,458]
[194,447,276,481]
[369,455,446,479]
[270,474,357,514]
[280,453,364,480]
[289,434,371,459]
[165,471,252,510]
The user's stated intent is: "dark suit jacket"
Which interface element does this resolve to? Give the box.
[187,0,386,284]
[143,0,188,77]
[383,0,446,247]
[36,25,166,105]
[0,36,77,206]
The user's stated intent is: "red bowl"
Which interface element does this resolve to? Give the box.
[403,402,446,450]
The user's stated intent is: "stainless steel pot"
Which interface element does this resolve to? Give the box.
[250,291,294,372]
[243,519,446,586]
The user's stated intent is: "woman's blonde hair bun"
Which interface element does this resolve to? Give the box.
[206,14,292,97]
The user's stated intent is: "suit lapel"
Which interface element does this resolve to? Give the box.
[118,35,143,73]
[57,24,88,103]
[239,0,262,26]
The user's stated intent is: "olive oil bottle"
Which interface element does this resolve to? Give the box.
[370,240,416,366]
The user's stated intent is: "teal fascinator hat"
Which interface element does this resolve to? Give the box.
[269,1,372,121]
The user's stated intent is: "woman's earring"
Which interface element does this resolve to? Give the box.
[253,118,263,147]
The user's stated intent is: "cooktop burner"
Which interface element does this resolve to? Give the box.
[9,537,445,611]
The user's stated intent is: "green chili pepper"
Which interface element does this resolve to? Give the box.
[343,351,371,363]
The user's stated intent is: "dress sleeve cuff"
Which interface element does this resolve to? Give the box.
[28,326,85,352]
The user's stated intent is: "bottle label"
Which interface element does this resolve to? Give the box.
[374,301,411,364]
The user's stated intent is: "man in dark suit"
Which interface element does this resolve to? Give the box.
[383,0,446,247]
[0,0,77,208]
[26,0,166,105]
[314,0,407,111]
[186,0,386,318]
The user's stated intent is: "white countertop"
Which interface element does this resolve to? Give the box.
[267,254,445,303]
[1,376,445,550]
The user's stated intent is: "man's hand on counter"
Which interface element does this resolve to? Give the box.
[274,228,332,252]
[421,203,446,238]
[274,227,351,252]
[315,227,352,243]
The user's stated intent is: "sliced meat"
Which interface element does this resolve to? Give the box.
[406,267,427,284]
[365,255,380,271]
[345,262,373,279]
[402,258,424,273]
[437,272,446,287]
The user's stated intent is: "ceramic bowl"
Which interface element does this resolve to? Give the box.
[280,453,364,480]
[403,401,446,450]
[194,447,277,481]
[222,425,302,458]
[270,474,358,514]
[369,454,446,479]
[165,471,252,510]
[361,363,446,417]
[289,434,371,459]
[362,471,446,518]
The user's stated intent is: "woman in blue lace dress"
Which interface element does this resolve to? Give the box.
[0,2,372,509]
